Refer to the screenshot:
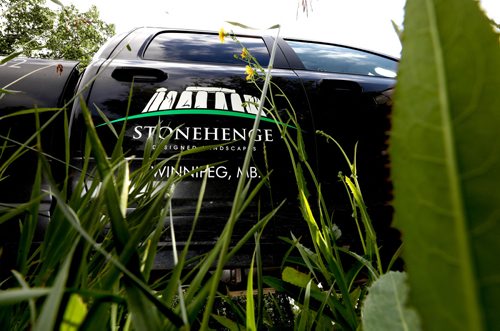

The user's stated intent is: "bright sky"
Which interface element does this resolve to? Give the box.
[52,0,499,58]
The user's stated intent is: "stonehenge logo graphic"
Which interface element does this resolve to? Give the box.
[98,85,295,129]
[142,86,266,117]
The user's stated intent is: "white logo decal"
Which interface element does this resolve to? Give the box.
[141,86,266,117]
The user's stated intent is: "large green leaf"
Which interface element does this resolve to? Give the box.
[361,271,421,331]
[391,0,500,330]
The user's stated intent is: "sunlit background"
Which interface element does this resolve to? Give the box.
[50,0,499,58]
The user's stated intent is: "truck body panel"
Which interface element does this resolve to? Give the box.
[0,58,79,202]
[0,27,399,270]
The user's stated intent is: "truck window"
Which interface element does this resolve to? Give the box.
[286,40,398,78]
[143,32,270,66]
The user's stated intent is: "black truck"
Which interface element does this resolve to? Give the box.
[0,27,398,275]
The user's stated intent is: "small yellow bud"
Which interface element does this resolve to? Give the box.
[219,28,226,43]
[241,48,249,59]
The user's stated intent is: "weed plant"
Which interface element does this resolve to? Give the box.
[230,29,400,330]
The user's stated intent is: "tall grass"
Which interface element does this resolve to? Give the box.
[233,32,400,329]
[254,82,397,330]
[0,96,284,329]
[0,34,398,331]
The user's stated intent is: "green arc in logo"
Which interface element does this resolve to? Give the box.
[97,109,297,129]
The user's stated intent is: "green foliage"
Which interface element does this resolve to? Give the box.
[0,0,54,55]
[361,271,421,331]
[44,5,115,67]
[391,0,500,330]
[238,46,392,330]
[32,243,75,331]
[0,98,276,329]
[0,42,282,329]
[2,0,498,329]
[0,0,114,66]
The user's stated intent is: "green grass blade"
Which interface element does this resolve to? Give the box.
[17,110,43,274]
[125,287,163,331]
[246,250,256,331]
[0,107,60,121]
[211,314,243,331]
[39,157,184,329]
[11,270,38,326]
[0,288,51,305]
[0,197,43,224]
[33,243,76,331]
[0,51,24,65]
[297,280,312,331]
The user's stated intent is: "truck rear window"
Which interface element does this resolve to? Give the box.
[286,40,398,78]
[143,32,270,66]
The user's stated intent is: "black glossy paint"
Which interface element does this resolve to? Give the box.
[0,58,80,202]
[1,27,399,269]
